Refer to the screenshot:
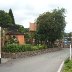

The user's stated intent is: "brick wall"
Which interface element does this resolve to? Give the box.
[16,35,25,45]
[29,23,36,31]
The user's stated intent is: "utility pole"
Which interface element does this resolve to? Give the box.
[0,27,1,63]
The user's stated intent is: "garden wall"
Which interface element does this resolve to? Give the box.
[2,48,62,59]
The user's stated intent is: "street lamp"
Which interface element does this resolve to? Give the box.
[69,33,72,60]
[70,43,71,60]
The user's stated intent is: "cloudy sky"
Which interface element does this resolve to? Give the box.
[0,0,72,33]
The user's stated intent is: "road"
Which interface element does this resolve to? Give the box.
[0,48,70,72]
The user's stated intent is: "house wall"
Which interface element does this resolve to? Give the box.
[6,35,25,45]
[16,35,25,45]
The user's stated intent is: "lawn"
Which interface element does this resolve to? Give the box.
[63,59,72,72]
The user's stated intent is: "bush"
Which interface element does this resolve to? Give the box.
[24,44,32,51]
[2,44,20,53]
[5,36,19,45]
[38,44,47,50]
[32,44,47,51]
[2,44,32,53]
[32,46,39,51]
[2,44,47,53]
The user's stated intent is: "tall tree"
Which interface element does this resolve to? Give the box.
[0,10,13,47]
[9,9,15,24]
[36,8,66,47]
[0,10,12,27]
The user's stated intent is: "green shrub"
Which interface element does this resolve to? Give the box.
[32,44,47,51]
[2,44,47,53]
[5,36,19,45]
[38,44,47,50]
[32,46,39,51]
[20,45,26,52]
[24,44,32,51]
[2,44,32,53]
[3,44,20,53]
[38,44,44,50]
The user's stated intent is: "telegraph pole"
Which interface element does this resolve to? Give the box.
[0,27,1,63]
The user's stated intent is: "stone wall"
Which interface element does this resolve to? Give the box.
[2,48,62,59]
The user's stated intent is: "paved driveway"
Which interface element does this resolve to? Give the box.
[0,48,70,72]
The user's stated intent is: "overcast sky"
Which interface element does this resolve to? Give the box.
[0,0,72,33]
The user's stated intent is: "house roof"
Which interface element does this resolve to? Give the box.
[6,31,25,35]
[29,23,36,31]
[1,24,25,35]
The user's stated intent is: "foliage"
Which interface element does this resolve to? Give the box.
[24,28,29,33]
[15,25,29,33]
[2,44,20,53]
[10,24,27,33]
[32,44,47,51]
[24,44,32,51]
[17,25,25,33]
[2,44,47,53]
[24,33,32,44]
[35,8,66,47]
[0,10,12,27]
[9,9,15,24]
[63,60,72,72]
[0,9,25,32]
[2,44,31,53]
[38,44,47,49]
[5,36,19,45]
[31,46,39,51]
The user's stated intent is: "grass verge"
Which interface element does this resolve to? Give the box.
[63,59,72,72]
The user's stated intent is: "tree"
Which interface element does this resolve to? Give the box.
[0,10,13,47]
[9,9,15,24]
[36,8,66,47]
[0,10,12,27]
[24,28,29,33]
[16,25,25,33]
